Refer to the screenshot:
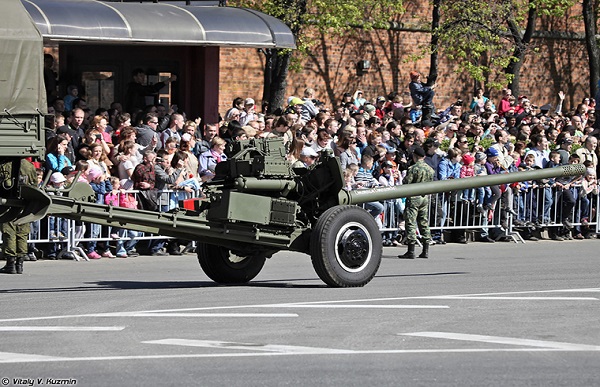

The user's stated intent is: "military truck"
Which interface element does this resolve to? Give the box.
[0,0,585,287]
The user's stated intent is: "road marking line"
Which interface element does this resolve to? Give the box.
[0,351,70,363]
[0,347,597,364]
[143,339,354,354]
[268,304,448,309]
[554,288,600,292]
[425,297,597,301]
[0,312,298,322]
[402,332,600,351]
[117,313,298,318]
[0,287,595,323]
[0,326,125,331]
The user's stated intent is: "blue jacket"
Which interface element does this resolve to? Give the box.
[437,158,461,181]
[89,180,113,204]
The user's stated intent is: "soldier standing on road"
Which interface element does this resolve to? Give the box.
[1,159,37,274]
[398,146,434,259]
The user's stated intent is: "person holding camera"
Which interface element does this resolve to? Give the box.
[76,127,111,162]
[515,98,535,125]
[438,100,463,124]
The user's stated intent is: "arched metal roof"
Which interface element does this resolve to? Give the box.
[22,0,296,49]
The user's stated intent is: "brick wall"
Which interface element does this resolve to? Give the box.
[219,4,591,116]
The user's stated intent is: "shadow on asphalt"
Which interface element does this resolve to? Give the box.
[0,280,328,292]
[375,271,468,278]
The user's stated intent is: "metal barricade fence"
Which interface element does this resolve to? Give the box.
[4,188,201,260]
[520,183,600,234]
[3,183,598,259]
[377,183,599,241]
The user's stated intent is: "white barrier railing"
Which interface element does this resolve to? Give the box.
[2,183,598,260]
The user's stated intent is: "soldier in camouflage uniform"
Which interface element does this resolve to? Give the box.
[398,146,434,259]
[1,159,37,274]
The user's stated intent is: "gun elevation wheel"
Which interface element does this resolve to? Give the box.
[197,243,266,284]
[310,205,382,287]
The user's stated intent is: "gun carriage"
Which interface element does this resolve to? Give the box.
[0,0,586,287]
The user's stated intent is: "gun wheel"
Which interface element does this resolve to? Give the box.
[197,243,266,284]
[310,205,382,287]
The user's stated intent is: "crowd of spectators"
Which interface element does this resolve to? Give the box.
[31,71,600,260]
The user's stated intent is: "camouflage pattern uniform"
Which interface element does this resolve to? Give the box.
[1,159,37,271]
[403,159,434,244]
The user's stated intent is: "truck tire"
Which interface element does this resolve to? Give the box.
[197,243,266,284]
[310,205,382,287]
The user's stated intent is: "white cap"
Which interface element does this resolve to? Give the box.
[50,172,66,184]
[120,178,134,190]
[300,147,319,157]
[225,108,240,120]
[245,98,255,105]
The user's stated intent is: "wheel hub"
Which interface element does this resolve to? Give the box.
[337,226,370,270]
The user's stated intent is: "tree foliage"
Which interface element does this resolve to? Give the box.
[233,0,406,68]
[234,0,406,37]
[432,0,574,92]
[229,0,405,111]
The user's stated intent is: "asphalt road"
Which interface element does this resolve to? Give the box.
[0,240,599,386]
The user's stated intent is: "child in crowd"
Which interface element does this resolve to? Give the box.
[86,166,113,259]
[562,154,587,239]
[63,85,79,112]
[473,152,491,213]
[514,154,538,225]
[348,163,359,178]
[546,151,562,170]
[460,153,476,202]
[342,163,361,190]
[343,168,358,191]
[105,176,123,240]
[105,176,140,258]
[48,172,68,240]
[579,167,598,229]
[64,160,90,249]
[354,155,384,226]
[378,160,403,247]
[42,171,69,260]
[54,114,65,130]
[73,160,90,183]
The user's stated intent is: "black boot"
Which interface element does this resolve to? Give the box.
[15,256,25,274]
[418,243,429,259]
[0,257,17,274]
[398,244,416,259]
[421,106,433,123]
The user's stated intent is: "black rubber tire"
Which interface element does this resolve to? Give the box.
[310,205,382,287]
[197,243,266,284]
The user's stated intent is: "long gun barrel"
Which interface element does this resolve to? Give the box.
[339,164,586,205]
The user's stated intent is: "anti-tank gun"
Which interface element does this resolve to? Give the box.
[0,0,586,286]
[188,138,587,286]
[2,136,587,287]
